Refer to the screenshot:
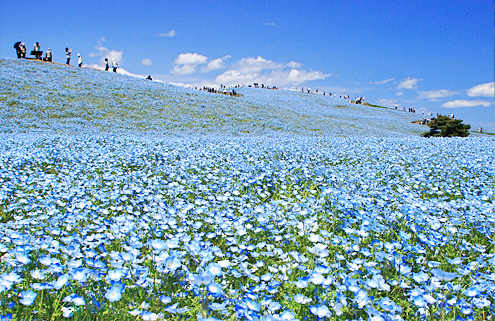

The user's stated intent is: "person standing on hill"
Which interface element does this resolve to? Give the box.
[104,58,109,71]
[45,48,52,62]
[112,58,118,73]
[20,43,26,58]
[14,42,22,58]
[34,42,41,59]
[77,53,83,67]
[66,48,72,65]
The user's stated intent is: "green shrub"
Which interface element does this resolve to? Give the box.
[422,115,471,137]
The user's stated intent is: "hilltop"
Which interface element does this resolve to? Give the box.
[0,58,424,137]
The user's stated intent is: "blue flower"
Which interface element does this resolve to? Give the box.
[207,262,222,276]
[293,293,312,304]
[19,290,37,306]
[464,286,480,297]
[207,282,223,296]
[310,304,331,318]
[105,285,123,302]
[61,307,74,318]
[430,268,458,282]
[106,269,125,282]
[52,274,69,290]
[190,270,213,286]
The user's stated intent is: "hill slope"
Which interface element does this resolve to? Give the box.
[0,58,423,136]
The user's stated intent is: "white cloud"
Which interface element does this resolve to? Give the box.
[231,56,285,73]
[141,59,152,66]
[398,77,422,90]
[172,64,199,75]
[158,29,176,37]
[266,22,276,26]
[369,78,395,85]
[396,92,403,96]
[417,89,460,100]
[467,82,494,97]
[216,66,329,87]
[174,53,208,65]
[169,54,330,87]
[287,61,302,69]
[214,56,330,86]
[441,100,492,108]
[200,55,231,73]
[89,39,123,66]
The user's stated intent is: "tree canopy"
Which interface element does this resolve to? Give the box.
[422,115,471,137]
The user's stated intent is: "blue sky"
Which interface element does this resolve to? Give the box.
[2,0,494,131]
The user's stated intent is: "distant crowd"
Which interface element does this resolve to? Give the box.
[199,85,238,96]
[14,41,119,72]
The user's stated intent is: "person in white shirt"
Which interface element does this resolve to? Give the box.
[77,53,83,67]
[45,48,52,62]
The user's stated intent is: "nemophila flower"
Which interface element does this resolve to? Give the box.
[446,257,463,265]
[377,297,402,314]
[430,268,458,282]
[163,303,188,314]
[190,270,213,285]
[246,299,261,312]
[217,260,231,268]
[150,239,167,252]
[412,271,429,283]
[412,296,427,307]
[396,263,412,276]
[107,269,125,282]
[293,279,308,288]
[159,295,172,304]
[464,286,480,297]
[105,285,123,302]
[460,306,473,315]
[354,289,370,308]
[422,294,437,305]
[30,269,45,280]
[128,309,142,316]
[67,259,83,269]
[206,262,222,276]
[61,307,74,318]
[293,294,312,304]
[31,283,52,290]
[310,304,331,318]
[52,273,69,290]
[308,273,325,285]
[472,297,491,308]
[14,251,30,265]
[2,272,22,284]
[141,311,160,320]
[209,302,227,311]
[207,282,223,296]
[63,293,78,303]
[73,296,86,306]
[19,290,37,306]
[165,256,182,271]
[70,268,88,283]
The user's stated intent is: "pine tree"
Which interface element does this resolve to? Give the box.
[422,115,471,137]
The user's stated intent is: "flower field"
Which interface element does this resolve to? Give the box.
[0,58,423,137]
[0,59,493,320]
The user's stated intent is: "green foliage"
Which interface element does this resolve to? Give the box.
[421,115,471,137]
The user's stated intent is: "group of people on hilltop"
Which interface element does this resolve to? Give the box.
[14,41,118,73]
[14,42,52,61]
